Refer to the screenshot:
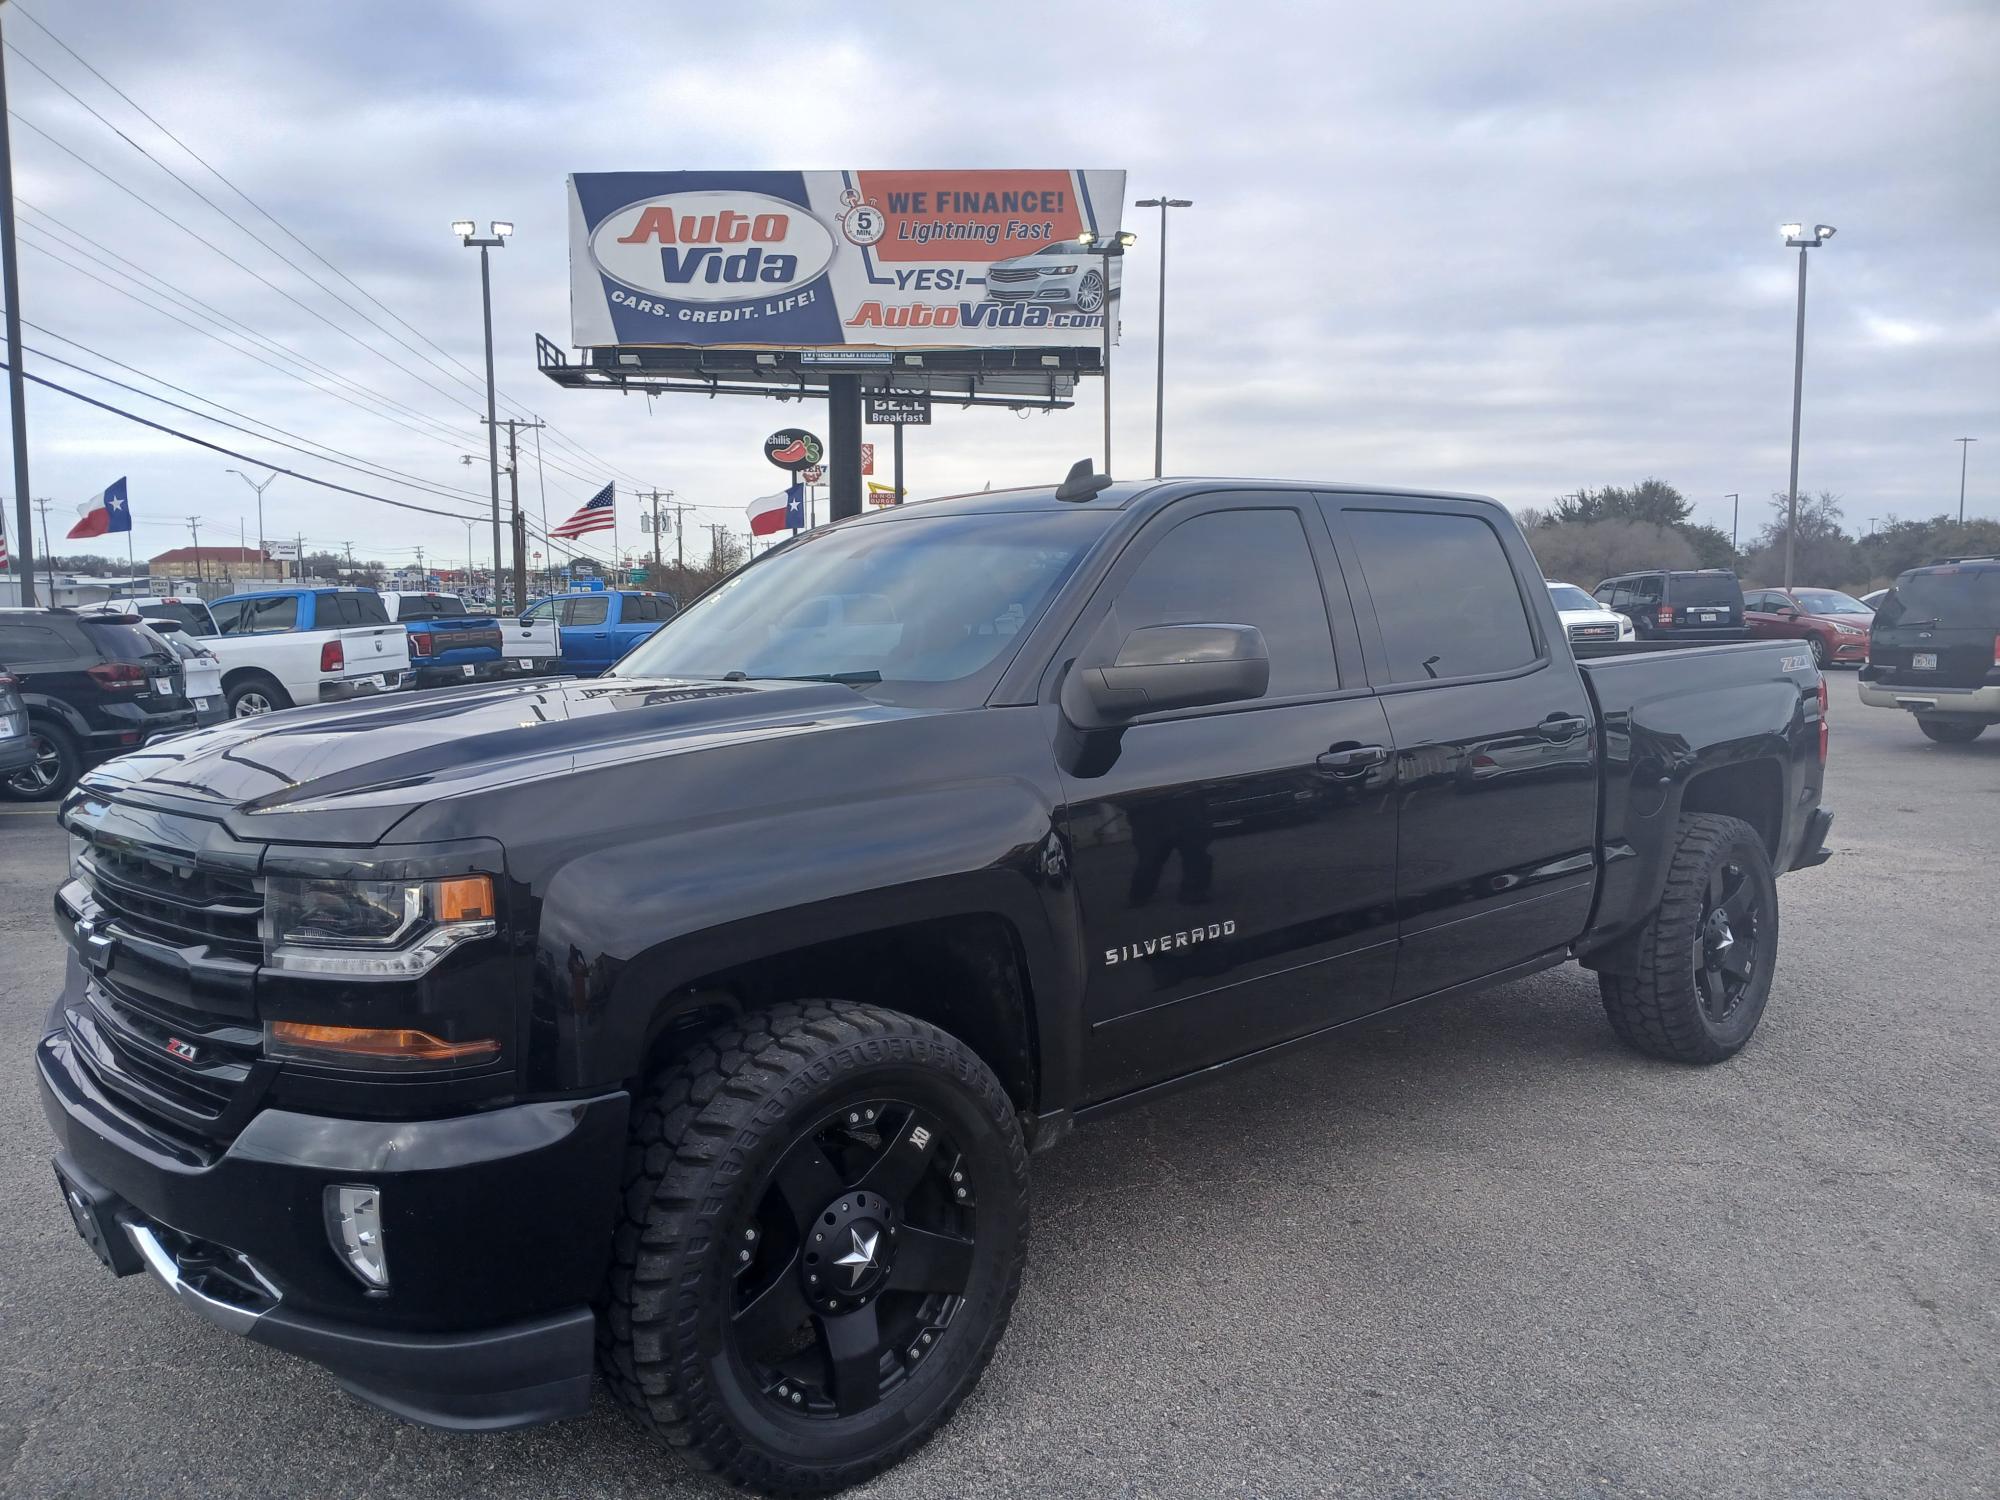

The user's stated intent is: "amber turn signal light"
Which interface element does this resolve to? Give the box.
[433,874,494,923]
[266,1021,500,1065]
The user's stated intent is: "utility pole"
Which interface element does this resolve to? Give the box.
[0,8,37,606]
[1956,438,1977,525]
[1725,493,1739,553]
[413,545,424,589]
[1779,223,1835,589]
[226,467,276,582]
[185,515,204,591]
[33,495,52,599]
[483,416,543,607]
[1134,196,1193,477]
[705,523,728,573]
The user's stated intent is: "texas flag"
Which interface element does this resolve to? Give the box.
[748,482,807,537]
[67,477,132,539]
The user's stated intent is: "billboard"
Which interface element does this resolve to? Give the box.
[567,170,1126,351]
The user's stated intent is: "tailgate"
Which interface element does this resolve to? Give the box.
[337,625,411,679]
[501,618,559,658]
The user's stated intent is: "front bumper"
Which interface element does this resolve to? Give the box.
[319,671,411,703]
[1857,676,2000,717]
[37,1025,627,1430]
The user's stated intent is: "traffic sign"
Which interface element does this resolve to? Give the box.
[865,395,931,426]
[798,464,824,484]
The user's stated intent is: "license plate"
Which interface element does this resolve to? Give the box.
[461,664,476,678]
[53,1161,121,1271]
[1913,652,1938,670]
[153,677,172,694]
[1696,612,1719,622]
[192,696,210,710]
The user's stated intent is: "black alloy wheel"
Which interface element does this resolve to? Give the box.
[730,1099,977,1419]
[1596,812,1779,1064]
[600,1000,1028,1495]
[2,722,79,801]
[1693,855,1762,1024]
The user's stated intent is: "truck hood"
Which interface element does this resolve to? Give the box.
[76,675,916,841]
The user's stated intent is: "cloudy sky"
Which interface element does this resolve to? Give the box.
[2,0,1994,576]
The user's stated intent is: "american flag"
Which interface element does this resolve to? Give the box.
[551,483,616,539]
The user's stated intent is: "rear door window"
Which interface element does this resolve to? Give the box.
[562,596,609,627]
[1340,508,1538,684]
[209,599,247,634]
[245,595,298,632]
[0,623,73,663]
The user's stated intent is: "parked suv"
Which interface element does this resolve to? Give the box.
[1743,586,1873,669]
[0,609,197,799]
[1860,557,2000,743]
[1594,569,1745,640]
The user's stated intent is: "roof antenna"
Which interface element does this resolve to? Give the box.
[1054,457,1112,502]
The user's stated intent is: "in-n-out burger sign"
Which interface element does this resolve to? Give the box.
[589,191,835,303]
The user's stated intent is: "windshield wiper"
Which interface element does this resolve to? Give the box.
[775,671,882,686]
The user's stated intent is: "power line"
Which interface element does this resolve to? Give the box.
[6,3,657,494]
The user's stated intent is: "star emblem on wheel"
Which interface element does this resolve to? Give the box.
[833,1226,879,1287]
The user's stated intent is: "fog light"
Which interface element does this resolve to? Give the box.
[326,1185,389,1290]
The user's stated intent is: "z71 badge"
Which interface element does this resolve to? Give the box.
[1105,920,1237,966]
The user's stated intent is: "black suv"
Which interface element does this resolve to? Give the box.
[1594,569,1746,640]
[0,609,198,799]
[1860,557,2000,743]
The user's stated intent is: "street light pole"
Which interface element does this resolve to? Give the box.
[1780,223,1835,589]
[1956,437,1977,525]
[455,220,512,602]
[0,9,38,606]
[1077,228,1138,475]
[226,467,276,581]
[1725,493,1739,554]
[1134,197,1192,478]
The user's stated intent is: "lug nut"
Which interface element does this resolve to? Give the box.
[790,1391,803,1404]
[952,1171,963,1183]
[744,1227,756,1241]
[848,1112,860,1124]
[921,1332,933,1344]
[809,1274,818,1284]
[955,1187,967,1199]
[864,1108,876,1121]
[739,1249,751,1262]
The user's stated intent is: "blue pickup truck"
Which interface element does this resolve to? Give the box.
[522,586,678,674]
[378,591,506,686]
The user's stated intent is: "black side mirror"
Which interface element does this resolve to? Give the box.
[1061,623,1270,729]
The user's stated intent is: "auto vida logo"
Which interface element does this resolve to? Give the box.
[1105,920,1237,966]
[589,191,837,304]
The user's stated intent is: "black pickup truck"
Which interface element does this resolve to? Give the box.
[37,474,1832,1495]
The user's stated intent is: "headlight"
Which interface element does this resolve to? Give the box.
[1041,263,1080,276]
[262,874,496,978]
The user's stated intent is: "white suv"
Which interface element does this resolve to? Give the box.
[1547,581,1634,647]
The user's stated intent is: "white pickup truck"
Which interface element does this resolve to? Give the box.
[205,587,413,718]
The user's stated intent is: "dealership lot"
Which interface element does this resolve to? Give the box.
[0,677,1992,1500]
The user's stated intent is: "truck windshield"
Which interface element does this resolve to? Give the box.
[610,510,1110,706]
[1877,568,2000,629]
[1546,585,1598,612]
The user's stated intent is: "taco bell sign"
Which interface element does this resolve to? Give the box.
[567,170,1127,351]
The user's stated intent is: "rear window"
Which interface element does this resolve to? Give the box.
[78,619,169,662]
[136,602,216,635]
[1877,568,2000,630]
[426,594,468,617]
[1666,573,1741,607]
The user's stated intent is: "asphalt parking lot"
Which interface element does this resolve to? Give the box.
[0,676,1993,1500]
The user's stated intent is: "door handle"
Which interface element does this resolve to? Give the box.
[1316,743,1388,778]
[1537,714,1590,743]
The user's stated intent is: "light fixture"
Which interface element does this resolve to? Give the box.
[325,1185,389,1290]
[451,219,476,237]
[1814,224,1837,239]
[1779,222,1803,239]
[491,221,514,238]
[1116,230,1137,248]
[617,352,641,367]
[1076,229,1097,245]
[755,353,778,365]
[904,354,925,366]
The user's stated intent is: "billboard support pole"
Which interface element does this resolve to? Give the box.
[828,376,863,522]
[893,424,904,507]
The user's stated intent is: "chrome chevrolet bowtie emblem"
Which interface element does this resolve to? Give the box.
[833,1226,879,1287]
